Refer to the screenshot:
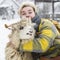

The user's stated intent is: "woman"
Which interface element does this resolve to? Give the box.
[18,2,60,60]
[5,2,60,60]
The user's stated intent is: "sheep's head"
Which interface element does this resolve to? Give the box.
[19,18,36,40]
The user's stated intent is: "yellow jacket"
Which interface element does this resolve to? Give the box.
[20,19,57,53]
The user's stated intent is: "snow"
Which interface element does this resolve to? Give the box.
[0,19,20,60]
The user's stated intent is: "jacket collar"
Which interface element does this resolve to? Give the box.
[32,14,40,25]
[31,14,41,32]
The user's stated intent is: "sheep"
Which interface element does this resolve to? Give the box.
[5,17,36,60]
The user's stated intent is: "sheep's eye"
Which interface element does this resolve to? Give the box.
[19,26,24,30]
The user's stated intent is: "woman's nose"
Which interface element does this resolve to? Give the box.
[26,16,30,18]
[26,14,30,18]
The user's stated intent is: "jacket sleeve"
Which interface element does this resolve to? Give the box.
[20,20,57,53]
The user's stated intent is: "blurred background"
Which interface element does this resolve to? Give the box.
[0,0,60,60]
[0,0,60,21]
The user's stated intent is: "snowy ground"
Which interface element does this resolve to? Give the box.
[0,19,20,60]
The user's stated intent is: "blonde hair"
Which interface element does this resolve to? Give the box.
[18,2,37,15]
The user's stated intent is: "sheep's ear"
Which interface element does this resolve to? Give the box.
[29,18,32,25]
[21,17,32,25]
[21,16,27,22]
[26,18,36,27]
[27,18,32,25]
[20,17,28,26]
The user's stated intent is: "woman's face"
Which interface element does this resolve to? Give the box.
[21,6,35,19]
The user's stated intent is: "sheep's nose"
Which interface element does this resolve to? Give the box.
[26,33,32,36]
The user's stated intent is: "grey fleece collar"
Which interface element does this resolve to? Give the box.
[32,14,41,32]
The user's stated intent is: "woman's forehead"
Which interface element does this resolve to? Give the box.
[21,6,34,12]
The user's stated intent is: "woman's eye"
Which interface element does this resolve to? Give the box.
[19,27,24,30]
[22,13,26,15]
[29,12,32,14]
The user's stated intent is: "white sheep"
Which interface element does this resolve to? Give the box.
[5,17,36,60]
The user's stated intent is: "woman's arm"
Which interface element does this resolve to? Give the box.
[20,20,57,53]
